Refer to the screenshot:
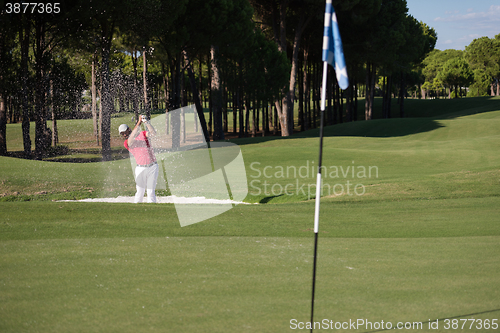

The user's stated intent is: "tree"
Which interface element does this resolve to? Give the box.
[438,57,474,98]
[394,15,436,117]
[422,49,462,98]
[465,36,500,96]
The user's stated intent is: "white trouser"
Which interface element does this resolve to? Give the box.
[134,163,159,203]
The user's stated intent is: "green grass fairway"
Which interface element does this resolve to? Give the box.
[1,236,498,333]
[1,97,500,332]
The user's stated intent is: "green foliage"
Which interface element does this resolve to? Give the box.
[176,0,254,56]
[438,57,474,97]
[421,36,500,98]
[468,69,492,97]
[50,57,87,118]
[465,36,500,96]
[239,30,290,103]
[362,0,409,67]
[465,37,500,77]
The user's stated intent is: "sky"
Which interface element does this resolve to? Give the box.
[406,0,500,50]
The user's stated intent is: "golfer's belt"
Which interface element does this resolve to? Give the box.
[136,162,157,167]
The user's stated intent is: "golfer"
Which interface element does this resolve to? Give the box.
[119,115,159,203]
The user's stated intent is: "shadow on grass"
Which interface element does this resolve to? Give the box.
[228,117,446,147]
[259,194,284,203]
[403,96,500,119]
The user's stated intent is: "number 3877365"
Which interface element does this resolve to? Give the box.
[5,3,61,14]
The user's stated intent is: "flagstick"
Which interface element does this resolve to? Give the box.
[310,61,329,333]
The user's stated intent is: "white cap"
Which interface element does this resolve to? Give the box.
[118,124,129,134]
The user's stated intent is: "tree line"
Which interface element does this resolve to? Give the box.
[0,0,498,160]
[421,35,500,99]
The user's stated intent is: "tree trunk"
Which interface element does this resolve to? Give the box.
[34,17,48,160]
[161,62,170,135]
[0,92,6,156]
[233,75,237,135]
[298,54,304,131]
[262,103,268,137]
[182,50,209,143]
[50,78,58,146]
[382,76,387,118]
[365,63,372,120]
[210,45,224,141]
[238,63,244,138]
[92,50,99,145]
[301,48,308,131]
[51,110,58,146]
[277,0,288,53]
[0,31,6,155]
[369,64,376,120]
[223,90,228,133]
[142,48,150,118]
[282,11,310,136]
[333,80,338,124]
[273,0,288,136]
[327,67,333,124]
[100,21,114,161]
[345,81,352,122]
[252,100,256,137]
[399,71,405,118]
[353,80,358,121]
[131,50,139,122]
[207,54,212,136]
[98,88,102,140]
[198,57,203,109]
[387,75,392,118]
[171,56,181,150]
[180,104,185,143]
[245,97,250,137]
[363,63,377,121]
[20,16,31,158]
[339,89,343,124]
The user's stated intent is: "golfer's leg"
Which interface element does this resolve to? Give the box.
[135,184,146,203]
[146,164,159,203]
[134,167,147,203]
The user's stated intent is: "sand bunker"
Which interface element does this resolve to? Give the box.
[59,196,249,204]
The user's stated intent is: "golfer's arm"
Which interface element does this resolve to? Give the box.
[127,120,142,146]
[145,121,156,137]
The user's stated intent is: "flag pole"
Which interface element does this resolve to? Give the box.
[310,60,329,333]
[311,2,348,330]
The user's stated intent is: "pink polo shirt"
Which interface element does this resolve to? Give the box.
[124,131,156,165]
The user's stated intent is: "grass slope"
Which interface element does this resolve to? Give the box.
[1,98,499,332]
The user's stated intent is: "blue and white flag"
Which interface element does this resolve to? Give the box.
[322,0,349,90]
